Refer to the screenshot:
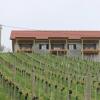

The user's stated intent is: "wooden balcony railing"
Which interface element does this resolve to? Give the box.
[81,48,99,54]
[17,48,32,53]
[49,48,67,55]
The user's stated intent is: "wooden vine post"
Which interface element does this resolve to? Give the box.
[32,66,35,100]
[67,64,71,100]
[84,67,92,100]
[13,60,16,100]
[75,63,79,99]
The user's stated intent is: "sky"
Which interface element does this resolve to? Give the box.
[0,0,100,50]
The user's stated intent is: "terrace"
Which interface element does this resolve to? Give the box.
[49,39,67,55]
[81,40,99,54]
[17,40,33,53]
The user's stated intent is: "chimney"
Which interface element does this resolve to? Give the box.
[0,25,2,47]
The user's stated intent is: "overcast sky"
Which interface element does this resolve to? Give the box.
[0,0,100,50]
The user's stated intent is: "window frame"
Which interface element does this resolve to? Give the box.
[68,44,77,50]
[39,44,49,50]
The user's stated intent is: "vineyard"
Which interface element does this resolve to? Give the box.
[0,53,100,100]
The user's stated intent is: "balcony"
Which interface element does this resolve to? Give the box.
[49,48,67,55]
[81,48,99,54]
[17,48,32,53]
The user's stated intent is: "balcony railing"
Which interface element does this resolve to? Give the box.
[49,48,67,55]
[17,48,32,53]
[81,48,99,54]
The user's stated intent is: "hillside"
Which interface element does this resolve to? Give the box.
[0,53,100,100]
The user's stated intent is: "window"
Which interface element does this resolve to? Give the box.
[73,44,76,49]
[46,44,49,49]
[68,44,77,50]
[39,44,42,49]
[39,44,49,50]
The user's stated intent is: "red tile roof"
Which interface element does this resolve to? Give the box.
[10,30,100,40]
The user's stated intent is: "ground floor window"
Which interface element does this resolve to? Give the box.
[39,44,49,50]
[68,44,77,50]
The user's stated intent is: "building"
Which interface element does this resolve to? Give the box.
[10,30,100,61]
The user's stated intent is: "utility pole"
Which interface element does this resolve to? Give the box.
[0,24,2,48]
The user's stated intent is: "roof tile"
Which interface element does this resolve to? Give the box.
[10,30,100,40]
